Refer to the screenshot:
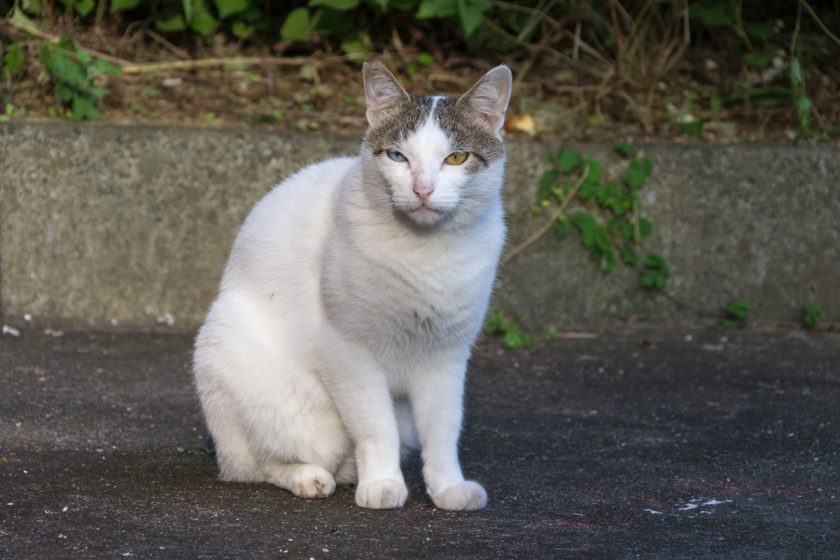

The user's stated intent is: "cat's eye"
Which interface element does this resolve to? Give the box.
[445,152,469,165]
[386,149,407,163]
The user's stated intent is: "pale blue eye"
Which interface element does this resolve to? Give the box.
[386,149,407,162]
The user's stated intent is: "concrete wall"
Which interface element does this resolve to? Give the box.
[1,122,838,330]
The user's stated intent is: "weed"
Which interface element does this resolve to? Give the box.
[802,304,821,328]
[484,309,533,350]
[2,41,25,82]
[722,298,749,328]
[510,143,666,291]
[40,38,122,121]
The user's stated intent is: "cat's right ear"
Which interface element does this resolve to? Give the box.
[363,62,410,128]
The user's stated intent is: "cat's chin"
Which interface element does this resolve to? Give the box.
[403,205,450,227]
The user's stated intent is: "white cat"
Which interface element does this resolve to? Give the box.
[193,62,512,510]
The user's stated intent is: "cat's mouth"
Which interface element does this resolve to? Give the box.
[411,202,442,214]
[405,202,450,225]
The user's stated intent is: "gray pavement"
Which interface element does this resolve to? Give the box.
[1,325,838,558]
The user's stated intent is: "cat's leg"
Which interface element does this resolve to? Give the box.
[263,462,336,499]
[200,388,263,483]
[334,452,357,485]
[408,355,488,511]
[320,335,407,509]
[195,294,350,498]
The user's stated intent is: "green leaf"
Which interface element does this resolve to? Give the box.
[583,157,602,186]
[2,43,25,80]
[309,0,360,9]
[638,217,652,237]
[555,148,581,173]
[620,244,638,265]
[41,46,89,91]
[190,12,217,36]
[110,0,141,13]
[601,248,615,273]
[553,217,569,240]
[743,48,774,68]
[790,58,804,87]
[577,181,596,199]
[640,253,669,289]
[94,58,123,75]
[416,0,456,19]
[537,169,558,200]
[625,157,652,189]
[340,38,367,61]
[76,50,93,65]
[681,121,703,137]
[571,212,598,248]
[457,0,490,37]
[417,52,434,66]
[281,7,311,42]
[231,20,254,38]
[75,0,95,16]
[215,0,249,19]
[689,0,735,27]
[802,304,821,328]
[613,141,637,158]
[55,82,76,102]
[156,14,187,32]
[72,95,99,120]
[593,227,611,252]
[21,0,43,16]
[723,298,749,320]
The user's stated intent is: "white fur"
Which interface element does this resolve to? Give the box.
[194,68,509,511]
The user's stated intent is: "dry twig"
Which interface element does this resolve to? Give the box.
[503,165,590,265]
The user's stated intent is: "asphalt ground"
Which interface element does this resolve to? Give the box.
[1,325,838,559]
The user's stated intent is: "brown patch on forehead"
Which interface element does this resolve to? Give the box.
[362,96,434,152]
[433,100,504,165]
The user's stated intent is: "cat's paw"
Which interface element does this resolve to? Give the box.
[430,480,487,511]
[355,478,408,509]
[289,464,336,499]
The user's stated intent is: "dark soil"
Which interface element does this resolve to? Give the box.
[1,16,839,144]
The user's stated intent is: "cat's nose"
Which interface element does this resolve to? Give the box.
[413,175,435,200]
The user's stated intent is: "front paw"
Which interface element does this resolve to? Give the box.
[431,480,487,511]
[355,478,408,509]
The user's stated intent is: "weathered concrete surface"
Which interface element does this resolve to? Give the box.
[1,326,839,558]
[1,122,839,329]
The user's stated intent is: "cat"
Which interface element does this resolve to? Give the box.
[193,61,512,510]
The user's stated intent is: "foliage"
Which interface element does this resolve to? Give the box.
[722,298,749,327]
[484,309,533,349]
[39,38,122,120]
[802,304,821,328]
[535,143,666,289]
[789,57,812,140]
[2,41,25,82]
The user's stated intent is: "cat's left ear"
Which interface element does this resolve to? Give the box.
[363,62,411,128]
[456,65,513,135]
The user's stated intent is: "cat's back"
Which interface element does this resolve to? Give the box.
[222,156,357,290]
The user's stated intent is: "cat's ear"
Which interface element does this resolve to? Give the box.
[456,65,513,135]
[363,62,410,128]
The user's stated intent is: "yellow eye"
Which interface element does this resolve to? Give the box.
[445,152,469,165]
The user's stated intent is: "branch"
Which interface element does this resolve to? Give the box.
[502,165,590,265]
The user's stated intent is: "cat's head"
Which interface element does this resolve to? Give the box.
[360,62,512,228]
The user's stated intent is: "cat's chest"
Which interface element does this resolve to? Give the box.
[324,230,500,355]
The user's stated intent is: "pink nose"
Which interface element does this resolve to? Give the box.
[413,176,435,200]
